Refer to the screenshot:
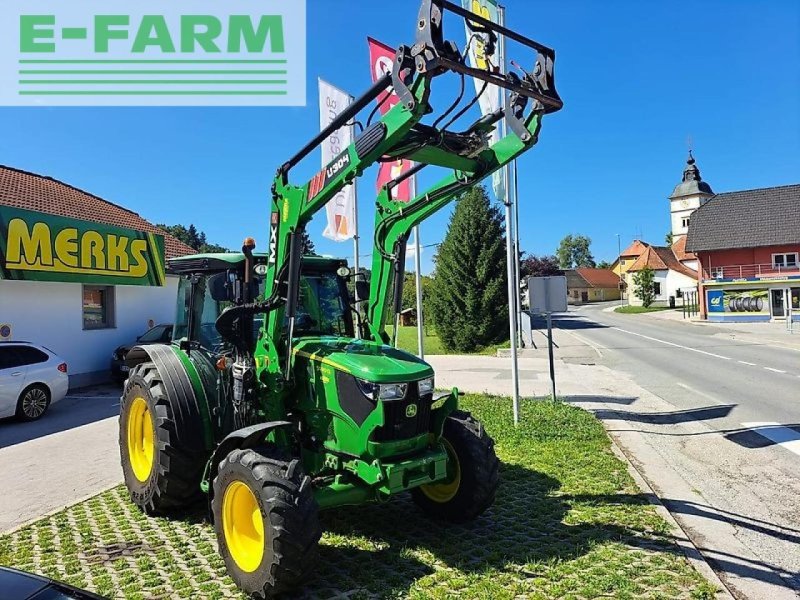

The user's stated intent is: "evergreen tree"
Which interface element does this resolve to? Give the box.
[300,230,317,255]
[157,223,229,253]
[429,185,507,352]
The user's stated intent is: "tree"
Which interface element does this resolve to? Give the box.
[300,230,317,255]
[429,185,507,352]
[632,267,656,307]
[597,260,612,270]
[400,271,436,328]
[665,232,674,246]
[520,254,562,279]
[556,234,596,268]
[157,223,229,253]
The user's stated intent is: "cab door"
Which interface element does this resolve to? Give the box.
[0,345,28,418]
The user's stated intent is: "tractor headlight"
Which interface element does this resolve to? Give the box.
[355,378,408,401]
[378,382,408,400]
[417,377,434,395]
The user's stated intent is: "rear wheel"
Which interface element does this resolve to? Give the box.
[119,362,206,513]
[16,384,50,421]
[212,448,321,599]
[412,410,499,523]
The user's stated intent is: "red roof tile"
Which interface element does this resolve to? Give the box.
[671,235,697,262]
[0,165,195,259]
[576,268,622,288]
[628,245,697,279]
[619,239,649,257]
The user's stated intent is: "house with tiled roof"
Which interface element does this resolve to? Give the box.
[686,184,800,322]
[1,165,195,386]
[565,268,622,304]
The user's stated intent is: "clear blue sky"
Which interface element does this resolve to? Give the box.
[1,1,798,274]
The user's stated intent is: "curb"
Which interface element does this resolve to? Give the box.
[605,438,735,599]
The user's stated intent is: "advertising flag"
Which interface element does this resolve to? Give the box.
[461,0,504,200]
[318,78,356,241]
[368,37,414,202]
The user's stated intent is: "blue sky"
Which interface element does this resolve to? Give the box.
[1,0,798,274]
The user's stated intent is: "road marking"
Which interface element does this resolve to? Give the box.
[738,360,757,366]
[763,367,786,373]
[610,326,732,361]
[675,382,726,405]
[742,422,800,457]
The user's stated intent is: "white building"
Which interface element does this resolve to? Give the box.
[0,165,194,387]
[625,153,711,305]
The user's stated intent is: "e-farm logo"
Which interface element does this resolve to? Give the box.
[0,1,306,106]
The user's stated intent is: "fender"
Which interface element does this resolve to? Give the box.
[204,421,294,508]
[125,343,215,450]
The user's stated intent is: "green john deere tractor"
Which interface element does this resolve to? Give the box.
[119,1,562,596]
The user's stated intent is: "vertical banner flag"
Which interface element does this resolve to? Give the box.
[319,78,356,241]
[462,0,504,200]
[368,37,414,202]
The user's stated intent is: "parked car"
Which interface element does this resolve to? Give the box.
[110,323,173,382]
[0,565,106,599]
[0,342,69,421]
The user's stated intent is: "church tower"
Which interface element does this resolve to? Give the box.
[669,151,714,240]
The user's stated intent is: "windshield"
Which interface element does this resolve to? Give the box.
[293,272,351,337]
[138,325,169,343]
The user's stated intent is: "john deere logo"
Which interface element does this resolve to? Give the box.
[405,404,418,418]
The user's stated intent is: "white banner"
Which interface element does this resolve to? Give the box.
[318,78,356,241]
[461,0,504,200]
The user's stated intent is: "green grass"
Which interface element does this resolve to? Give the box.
[614,305,675,314]
[389,325,510,355]
[0,395,715,599]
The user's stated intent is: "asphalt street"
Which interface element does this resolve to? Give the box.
[556,304,800,599]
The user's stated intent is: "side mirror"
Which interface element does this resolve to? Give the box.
[355,280,369,302]
[208,272,231,302]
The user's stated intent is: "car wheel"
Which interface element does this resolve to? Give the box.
[16,384,51,421]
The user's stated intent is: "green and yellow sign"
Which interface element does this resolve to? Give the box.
[0,207,165,286]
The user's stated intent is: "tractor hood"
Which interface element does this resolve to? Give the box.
[292,337,433,383]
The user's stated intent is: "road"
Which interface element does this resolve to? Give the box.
[555,304,800,599]
[0,385,120,533]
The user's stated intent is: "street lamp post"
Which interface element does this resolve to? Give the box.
[616,234,624,307]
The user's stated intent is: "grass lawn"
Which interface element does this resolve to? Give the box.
[615,305,677,314]
[389,325,509,355]
[0,396,716,599]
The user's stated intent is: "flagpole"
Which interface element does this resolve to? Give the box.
[349,92,361,315]
[513,159,522,347]
[497,4,520,424]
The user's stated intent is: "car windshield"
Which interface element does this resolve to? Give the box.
[138,326,168,343]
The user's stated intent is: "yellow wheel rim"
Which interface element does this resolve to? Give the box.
[222,481,265,573]
[420,438,461,503]
[126,397,155,483]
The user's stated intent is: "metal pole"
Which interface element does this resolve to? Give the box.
[616,233,623,306]
[498,5,519,424]
[513,159,523,348]
[546,312,556,401]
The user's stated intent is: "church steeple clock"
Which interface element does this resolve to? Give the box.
[669,151,714,240]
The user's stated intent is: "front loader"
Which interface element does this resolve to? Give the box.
[119,2,562,597]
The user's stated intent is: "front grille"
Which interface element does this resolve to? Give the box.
[373,384,432,442]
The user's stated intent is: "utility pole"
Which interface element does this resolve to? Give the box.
[616,233,624,306]
[513,159,522,348]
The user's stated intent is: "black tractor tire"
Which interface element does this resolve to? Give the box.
[16,384,50,421]
[119,361,206,513]
[212,448,321,599]
[411,410,500,523]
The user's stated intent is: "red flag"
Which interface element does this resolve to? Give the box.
[368,37,414,202]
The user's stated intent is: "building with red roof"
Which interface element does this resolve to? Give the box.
[565,268,622,304]
[1,165,195,386]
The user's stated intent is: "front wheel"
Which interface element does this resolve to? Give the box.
[412,410,500,523]
[212,448,321,599]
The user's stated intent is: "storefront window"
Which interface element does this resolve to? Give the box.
[83,285,115,329]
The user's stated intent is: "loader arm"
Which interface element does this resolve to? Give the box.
[364,96,546,344]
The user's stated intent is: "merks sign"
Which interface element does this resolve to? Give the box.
[0,207,165,286]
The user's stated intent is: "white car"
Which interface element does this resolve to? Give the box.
[0,342,69,421]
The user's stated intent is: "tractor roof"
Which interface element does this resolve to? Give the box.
[167,252,346,274]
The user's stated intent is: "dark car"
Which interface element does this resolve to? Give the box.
[110,324,173,382]
[0,566,106,599]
